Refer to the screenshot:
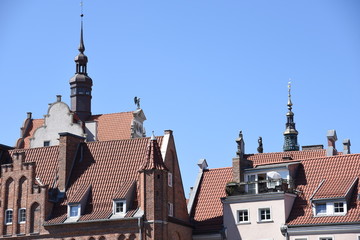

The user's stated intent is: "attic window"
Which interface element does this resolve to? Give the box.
[68,204,80,218]
[43,141,50,147]
[113,200,126,215]
[313,201,347,216]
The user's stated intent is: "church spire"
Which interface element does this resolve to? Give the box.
[283,81,299,151]
[69,8,93,122]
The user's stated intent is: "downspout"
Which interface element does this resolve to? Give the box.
[138,217,143,240]
[280,224,289,240]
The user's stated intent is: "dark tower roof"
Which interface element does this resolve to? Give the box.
[69,14,93,122]
[283,82,299,151]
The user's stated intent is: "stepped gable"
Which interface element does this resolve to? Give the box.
[287,153,360,226]
[191,167,232,234]
[10,146,59,186]
[47,136,163,224]
[22,119,45,149]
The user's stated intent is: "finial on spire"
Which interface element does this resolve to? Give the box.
[151,131,157,141]
[287,80,292,111]
[78,1,85,53]
[134,96,141,109]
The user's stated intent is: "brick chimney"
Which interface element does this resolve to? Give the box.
[232,131,251,188]
[343,139,351,154]
[326,130,337,156]
[58,132,85,192]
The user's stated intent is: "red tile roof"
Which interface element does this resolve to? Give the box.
[90,112,134,141]
[287,154,360,226]
[141,138,168,171]
[10,146,59,186]
[20,112,135,149]
[246,149,327,167]
[47,136,163,224]
[191,167,232,233]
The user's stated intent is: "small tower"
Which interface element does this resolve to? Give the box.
[283,82,299,151]
[69,13,93,122]
[139,133,169,239]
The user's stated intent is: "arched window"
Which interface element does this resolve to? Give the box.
[98,236,106,240]
[30,202,41,233]
[128,234,136,240]
[4,209,13,225]
[117,235,125,240]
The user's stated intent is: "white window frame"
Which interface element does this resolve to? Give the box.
[313,201,347,216]
[237,209,250,224]
[294,238,308,240]
[18,208,26,224]
[319,236,333,240]
[168,202,173,217]
[68,204,81,218]
[5,209,13,225]
[113,200,126,215]
[258,207,272,222]
[168,172,173,187]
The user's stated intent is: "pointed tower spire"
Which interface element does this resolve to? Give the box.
[141,132,168,171]
[69,6,93,122]
[283,81,299,151]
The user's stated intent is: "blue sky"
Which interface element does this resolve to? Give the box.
[1,1,359,196]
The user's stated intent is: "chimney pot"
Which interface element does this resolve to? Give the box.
[343,139,351,154]
[27,112,32,119]
[57,95,62,102]
[326,129,338,156]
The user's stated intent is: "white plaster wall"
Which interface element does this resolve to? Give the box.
[224,199,286,240]
[30,102,84,148]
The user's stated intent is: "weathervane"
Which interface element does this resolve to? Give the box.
[80,1,84,17]
[134,96,141,109]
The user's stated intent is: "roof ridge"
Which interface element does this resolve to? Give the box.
[245,149,325,156]
[299,153,360,162]
[90,111,135,117]
[85,136,162,146]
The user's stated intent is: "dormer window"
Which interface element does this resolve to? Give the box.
[113,200,126,215]
[313,201,347,216]
[68,204,80,218]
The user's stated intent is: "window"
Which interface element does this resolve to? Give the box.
[69,205,80,217]
[319,237,333,240]
[247,175,256,194]
[5,209,13,225]
[168,173,173,187]
[114,200,126,214]
[168,202,173,217]
[315,203,327,215]
[18,208,26,223]
[43,141,50,147]
[259,208,271,222]
[237,209,249,223]
[334,202,344,213]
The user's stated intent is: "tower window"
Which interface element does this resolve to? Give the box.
[5,209,13,225]
[168,202,173,217]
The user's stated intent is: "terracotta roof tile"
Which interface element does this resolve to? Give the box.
[191,167,232,233]
[287,154,360,226]
[90,112,134,141]
[141,138,168,171]
[113,180,135,199]
[10,146,59,186]
[47,136,163,224]
[246,149,328,167]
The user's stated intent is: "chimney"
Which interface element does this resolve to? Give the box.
[233,131,251,187]
[326,130,337,156]
[27,112,32,119]
[58,132,85,192]
[343,139,351,154]
[56,95,62,102]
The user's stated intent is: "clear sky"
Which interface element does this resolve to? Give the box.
[0,1,359,197]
